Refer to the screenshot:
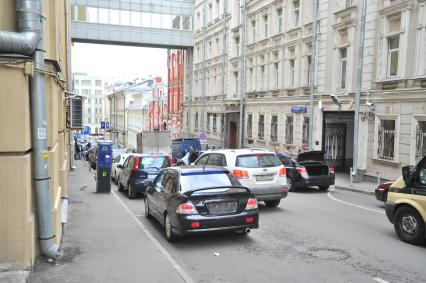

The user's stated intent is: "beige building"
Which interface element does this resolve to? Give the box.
[185,0,426,181]
[0,0,70,269]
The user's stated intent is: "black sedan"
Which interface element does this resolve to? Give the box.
[277,151,335,192]
[117,154,172,199]
[144,166,259,241]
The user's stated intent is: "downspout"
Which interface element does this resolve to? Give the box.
[0,0,59,259]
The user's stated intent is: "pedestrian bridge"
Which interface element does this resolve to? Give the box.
[71,0,194,49]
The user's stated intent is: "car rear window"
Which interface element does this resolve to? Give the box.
[180,171,240,192]
[236,154,282,168]
[139,156,170,169]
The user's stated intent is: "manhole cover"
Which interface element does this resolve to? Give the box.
[307,248,350,261]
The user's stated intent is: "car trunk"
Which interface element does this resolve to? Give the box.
[186,187,250,216]
[297,151,329,176]
[301,163,329,176]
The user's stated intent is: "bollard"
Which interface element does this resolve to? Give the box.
[350,167,353,185]
[377,171,380,185]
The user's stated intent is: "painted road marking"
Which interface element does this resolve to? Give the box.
[373,277,390,283]
[327,190,385,214]
[112,191,194,283]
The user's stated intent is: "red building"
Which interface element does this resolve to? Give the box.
[167,49,185,139]
[149,77,167,131]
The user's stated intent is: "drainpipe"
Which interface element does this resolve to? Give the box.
[0,0,59,259]
[238,0,247,148]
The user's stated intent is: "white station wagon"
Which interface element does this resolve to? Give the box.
[193,149,288,207]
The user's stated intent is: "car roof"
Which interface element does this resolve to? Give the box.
[169,165,230,174]
[132,153,169,157]
[200,148,273,155]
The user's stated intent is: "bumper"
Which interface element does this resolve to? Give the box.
[385,202,396,223]
[173,210,259,236]
[293,175,335,188]
[249,187,288,201]
[375,188,387,202]
[131,178,155,193]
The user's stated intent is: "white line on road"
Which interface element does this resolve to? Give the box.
[373,277,390,283]
[111,191,194,283]
[327,190,385,214]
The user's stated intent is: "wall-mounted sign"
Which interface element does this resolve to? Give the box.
[291,106,307,113]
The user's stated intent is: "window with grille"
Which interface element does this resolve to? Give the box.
[258,114,265,140]
[277,8,283,33]
[416,121,426,161]
[285,116,294,144]
[377,120,396,160]
[271,115,278,141]
[247,114,253,138]
[303,117,309,145]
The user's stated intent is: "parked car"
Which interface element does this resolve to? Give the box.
[111,153,131,184]
[117,154,173,199]
[277,151,335,192]
[144,166,259,241]
[112,144,128,159]
[193,149,288,207]
[171,138,201,163]
[385,155,426,245]
[375,181,393,202]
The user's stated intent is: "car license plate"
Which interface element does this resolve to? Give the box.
[206,202,237,214]
[256,174,274,181]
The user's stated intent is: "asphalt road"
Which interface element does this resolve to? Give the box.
[114,183,426,283]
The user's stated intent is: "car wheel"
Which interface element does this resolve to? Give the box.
[383,191,388,203]
[144,197,152,219]
[118,178,124,192]
[394,206,425,245]
[164,214,176,242]
[265,199,280,208]
[288,177,295,192]
[319,186,329,191]
[128,183,136,199]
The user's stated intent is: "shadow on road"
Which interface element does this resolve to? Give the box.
[291,187,327,194]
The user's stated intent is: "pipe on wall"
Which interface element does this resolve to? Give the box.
[0,0,59,260]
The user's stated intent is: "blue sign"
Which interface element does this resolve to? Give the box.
[82,126,90,135]
[199,132,206,140]
[101,122,105,129]
[105,122,109,129]
[291,106,307,113]
[76,133,82,140]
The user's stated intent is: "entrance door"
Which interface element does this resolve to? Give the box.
[229,122,237,149]
[324,124,346,172]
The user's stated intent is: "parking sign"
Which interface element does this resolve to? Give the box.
[101,122,105,129]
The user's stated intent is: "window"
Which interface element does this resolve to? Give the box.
[277,8,283,33]
[207,153,227,166]
[234,71,239,95]
[216,0,220,18]
[207,113,211,132]
[258,114,265,140]
[95,89,102,95]
[247,114,253,138]
[388,36,399,77]
[216,38,220,55]
[415,121,426,162]
[82,80,91,86]
[208,2,212,22]
[271,115,278,141]
[195,112,199,130]
[289,59,295,87]
[162,171,177,193]
[377,120,396,160]
[95,80,102,86]
[263,15,268,38]
[235,37,240,56]
[339,48,347,89]
[286,116,294,144]
[302,117,309,145]
[260,65,265,90]
[213,114,217,132]
[88,117,91,123]
[251,20,256,42]
[306,55,312,85]
[293,0,300,27]
[274,62,279,88]
[194,154,210,166]
[88,107,91,113]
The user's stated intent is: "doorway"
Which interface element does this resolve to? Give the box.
[229,122,237,149]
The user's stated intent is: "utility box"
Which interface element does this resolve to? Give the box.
[96,141,113,193]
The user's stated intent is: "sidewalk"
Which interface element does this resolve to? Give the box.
[333,173,378,195]
[28,160,185,283]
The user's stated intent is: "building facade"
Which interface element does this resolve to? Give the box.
[185,0,426,181]
[0,0,69,268]
[73,72,105,134]
[149,77,168,131]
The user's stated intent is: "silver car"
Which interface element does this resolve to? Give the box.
[111,153,131,184]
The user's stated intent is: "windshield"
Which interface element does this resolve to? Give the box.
[180,171,240,192]
[236,154,281,168]
[139,156,170,169]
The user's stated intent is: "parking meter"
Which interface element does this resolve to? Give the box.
[96,141,113,193]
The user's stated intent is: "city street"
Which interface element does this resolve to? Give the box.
[113,179,426,282]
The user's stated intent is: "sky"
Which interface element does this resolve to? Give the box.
[72,43,168,83]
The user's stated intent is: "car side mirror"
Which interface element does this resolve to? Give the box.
[402,165,412,186]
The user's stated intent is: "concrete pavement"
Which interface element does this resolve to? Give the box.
[28,160,187,283]
[334,173,379,195]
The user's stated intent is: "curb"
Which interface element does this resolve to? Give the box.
[334,185,375,196]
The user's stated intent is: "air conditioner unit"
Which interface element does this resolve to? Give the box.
[66,97,83,129]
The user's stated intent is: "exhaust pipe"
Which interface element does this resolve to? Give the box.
[245,228,251,234]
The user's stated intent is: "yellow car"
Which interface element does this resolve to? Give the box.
[385,157,426,245]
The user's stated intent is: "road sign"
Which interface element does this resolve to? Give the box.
[105,122,109,129]
[101,122,105,129]
[199,132,206,141]
[291,106,307,113]
[82,126,90,135]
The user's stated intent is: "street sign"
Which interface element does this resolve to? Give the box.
[82,126,90,135]
[199,132,206,141]
[291,106,307,113]
[101,122,105,129]
[105,122,109,129]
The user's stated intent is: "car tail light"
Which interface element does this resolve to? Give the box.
[133,157,139,171]
[279,167,286,177]
[168,155,174,166]
[245,198,258,210]
[296,166,308,178]
[176,202,198,215]
[191,222,200,228]
[281,187,288,192]
[330,167,335,174]
[245,217,254,223]
[233,169,249,179]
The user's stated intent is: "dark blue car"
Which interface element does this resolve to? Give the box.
[117,154,172,199]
